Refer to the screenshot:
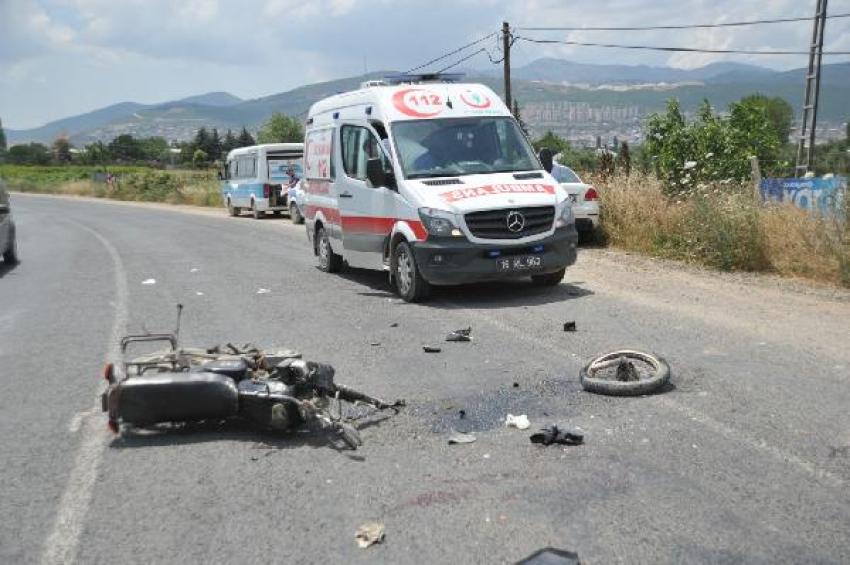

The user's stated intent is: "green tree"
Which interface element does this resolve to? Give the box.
[108,134,144,161]
[222,129,237,155]
[737,94,794,144]
[0,118,7,160]
[7,143,51,165]
[208,128,222,161]
[193,148,208,167]
[532,130,597,173]
[257,113,303,144]
[618,141,631,177]
[237,127,255,147]
[138,136,169,162]
[644,97,782,193]
[53,137,72,163]
[193,127,210,154]
[533,131,570,155]
[82,141,110,164]
[846,120,849,143]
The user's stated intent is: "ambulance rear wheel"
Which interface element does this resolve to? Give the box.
[317,226,343,273]
[393,241,430,302]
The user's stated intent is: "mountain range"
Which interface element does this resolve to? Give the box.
[5,59,849,146]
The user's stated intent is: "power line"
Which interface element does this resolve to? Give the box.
[435,47,489,73]
[516,35,850,55]
[405,32,498,73]
[516,12,850,31]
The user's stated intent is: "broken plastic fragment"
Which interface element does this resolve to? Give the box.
[517,547,581,565]
[505,414,530,430]
[190,268,200,273]
[141,278,156,285]
[448,431,476,444]
[423,345,441,353]
[355,522,385,548]
[563,321,576,332]
[256,288,271,294]
[195,291,204,296]
[446,327,472,342]
[530,425,584,446]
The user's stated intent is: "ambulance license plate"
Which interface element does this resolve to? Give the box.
[496,255,543,272]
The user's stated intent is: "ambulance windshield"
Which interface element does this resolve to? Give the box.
[392,117,540,180]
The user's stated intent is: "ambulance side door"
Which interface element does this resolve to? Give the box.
[337,123,396,258]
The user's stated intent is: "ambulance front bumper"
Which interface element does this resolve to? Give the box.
[412,224,578,286]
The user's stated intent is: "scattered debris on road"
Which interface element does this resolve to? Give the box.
[563,321,577,332]
[141,278,156,285]
[517,547,581,564]
[580,350,671,396]
[446,327,473,342]
[530,425,584,446]
[195,291,204,296]
[423,345,442,353]
[370,341,381,347]
[505,414,530,430]
[390,322,399,328]
[355,522,385,548]
[448,431,477,444]
[512,382,520,388]
[458,409,466,419]
[190,268,199,273]
[256,288,271,294]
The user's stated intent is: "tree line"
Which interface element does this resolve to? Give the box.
[0,112,303,167]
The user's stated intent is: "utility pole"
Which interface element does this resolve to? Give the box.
[795,0,828,177]
[502,21,512,111]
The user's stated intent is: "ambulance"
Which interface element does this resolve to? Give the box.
[301,75,578,302]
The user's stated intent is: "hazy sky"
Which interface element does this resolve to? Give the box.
[1,0,849,129]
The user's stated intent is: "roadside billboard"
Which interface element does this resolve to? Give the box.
[760,176,847,215]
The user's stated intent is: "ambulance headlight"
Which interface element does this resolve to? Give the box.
[418,208,463,237]
[555,200,575,228]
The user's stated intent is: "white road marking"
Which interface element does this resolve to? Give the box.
[41,221,128,565]
[439,299,845,489]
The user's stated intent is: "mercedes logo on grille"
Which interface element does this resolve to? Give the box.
[506,210,525,233]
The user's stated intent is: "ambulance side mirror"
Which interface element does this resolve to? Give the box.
[366,158,387,188]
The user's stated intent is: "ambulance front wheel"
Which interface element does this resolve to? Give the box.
[317,226,343,273]
[393,241,430,302]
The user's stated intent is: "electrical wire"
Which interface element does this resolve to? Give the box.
[405,32,498,73]
[516,12,850,31]
[435,48,489,73]
[516,36,850,56]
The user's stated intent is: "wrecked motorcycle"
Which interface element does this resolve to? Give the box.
[101,306,404,449]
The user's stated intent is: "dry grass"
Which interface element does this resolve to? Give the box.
[596,172,849,287]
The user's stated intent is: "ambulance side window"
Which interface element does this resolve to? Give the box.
[341,125,391,183]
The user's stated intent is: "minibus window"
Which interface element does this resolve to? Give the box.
[392,117,540,180]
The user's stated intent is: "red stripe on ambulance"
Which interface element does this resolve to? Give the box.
[440,183,556,203]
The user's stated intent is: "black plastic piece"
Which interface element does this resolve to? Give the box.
[516,547,581,564]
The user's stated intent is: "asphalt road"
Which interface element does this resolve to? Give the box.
[2,193,849,564]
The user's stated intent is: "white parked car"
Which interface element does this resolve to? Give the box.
[552,164,599,243]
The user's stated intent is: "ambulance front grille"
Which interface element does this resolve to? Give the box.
[464,206,555,240]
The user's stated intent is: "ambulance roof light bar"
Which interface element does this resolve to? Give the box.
[383,73,465,85]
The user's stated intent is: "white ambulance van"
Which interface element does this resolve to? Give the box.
[302,75,578,302]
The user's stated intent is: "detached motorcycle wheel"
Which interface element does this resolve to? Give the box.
[580,350,670,396]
